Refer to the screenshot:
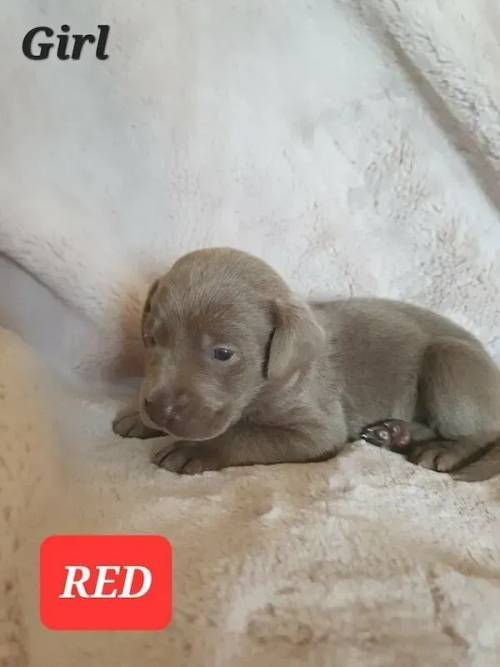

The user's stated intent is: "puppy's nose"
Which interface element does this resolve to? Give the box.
[143,389,190,426]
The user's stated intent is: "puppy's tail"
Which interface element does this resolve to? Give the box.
[451,435,500,482]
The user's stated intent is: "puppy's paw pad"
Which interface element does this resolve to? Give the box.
[153,443,221,475]
[360,419,412,451]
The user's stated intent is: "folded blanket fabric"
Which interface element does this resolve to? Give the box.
[1,2,500,665]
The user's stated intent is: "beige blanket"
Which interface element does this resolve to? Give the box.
[2,327,500,666]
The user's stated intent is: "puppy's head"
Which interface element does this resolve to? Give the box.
[139,248,325,440]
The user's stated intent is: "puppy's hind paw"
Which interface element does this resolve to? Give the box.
[407,441,459,472]
[360,419,412,451]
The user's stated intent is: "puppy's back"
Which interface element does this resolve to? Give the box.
[312,297,478,347]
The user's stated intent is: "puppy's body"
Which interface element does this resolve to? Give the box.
[113,248,500,481]
[311,298,477,436]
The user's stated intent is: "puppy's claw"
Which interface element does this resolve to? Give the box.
[360,419,412,451]
[153,443,222,475]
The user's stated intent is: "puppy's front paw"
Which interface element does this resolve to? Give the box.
[113,409,164,439]
[153,443,223,475]
[407,441,458,472]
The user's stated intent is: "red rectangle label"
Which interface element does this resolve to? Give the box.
[40,535,172,630]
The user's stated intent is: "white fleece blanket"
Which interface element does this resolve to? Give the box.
[1,1,500,665]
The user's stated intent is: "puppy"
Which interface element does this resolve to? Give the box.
[113,248,500,481]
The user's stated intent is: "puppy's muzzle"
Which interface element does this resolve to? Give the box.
[142,387,230,440]
[143,388,190,428]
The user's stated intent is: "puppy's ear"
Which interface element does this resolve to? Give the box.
[267,297,325,380]
[141,278,159,334]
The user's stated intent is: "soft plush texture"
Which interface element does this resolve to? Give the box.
[1,1,500,665]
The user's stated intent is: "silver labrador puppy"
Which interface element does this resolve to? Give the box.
[113,248,500,481]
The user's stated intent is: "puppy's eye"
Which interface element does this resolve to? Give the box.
[212,347,234,362]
